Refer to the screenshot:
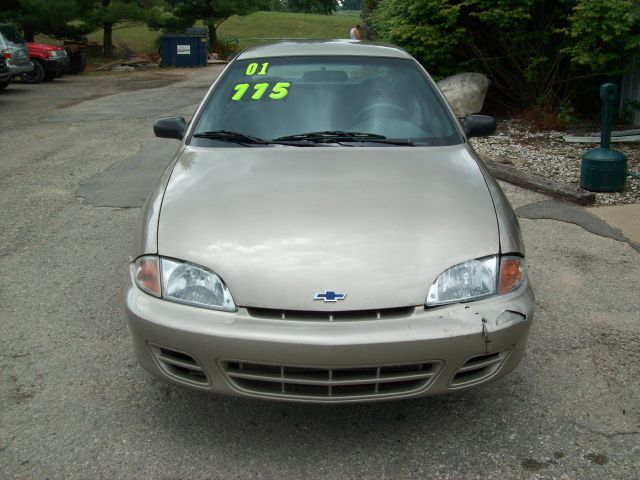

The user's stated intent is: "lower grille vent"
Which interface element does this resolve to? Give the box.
[221,360,441,400]
[246,306,416,322]
[149,344,209,386]
[450,351,508,388]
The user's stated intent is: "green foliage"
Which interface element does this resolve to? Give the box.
[1,0,95,40]
[257,0,286,10]
[283,0,338,14]
[341,0,362,9]
[87,0,167,56]
[562,0,640,72]
[369,0,640,111]
[461,0,534,28]
[369,0,464,74]
[160,0,261,45]
[360,0,380,39]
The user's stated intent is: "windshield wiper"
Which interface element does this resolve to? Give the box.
[273,131,386,142]
[273,131,415,146]
[193,130,268,144]
[350,138,416,146]
[193,130,316,146]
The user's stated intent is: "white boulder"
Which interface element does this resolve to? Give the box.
[437,72,490,117]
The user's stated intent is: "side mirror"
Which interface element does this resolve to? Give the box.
[462,114,496,138]
[154,116,187,140]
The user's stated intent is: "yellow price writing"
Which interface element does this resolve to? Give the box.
[245,62,269,76]
[231,82,291,101]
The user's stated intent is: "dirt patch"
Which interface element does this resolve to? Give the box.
[54,73,184,110]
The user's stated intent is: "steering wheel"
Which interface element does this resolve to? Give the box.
[352,103,407,125]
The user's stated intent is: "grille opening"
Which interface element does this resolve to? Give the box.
[160,348,193,363]
[378,379,424,393]
[451,351,506,388]
[285,366,329,381]
[285,383,328,396]
[453,367,484,381]
[380,363,429,374]
[233,362,280,375]
[235,378,282,394]
[151,345,209,386]
[169,364,207,380]
[332,383,376,396]
[222,360,441,400]
[246,306,416,322]
[332,368,377,380]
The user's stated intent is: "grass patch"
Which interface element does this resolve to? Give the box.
[38,11,361,56]
[218,11,357,50]
[87,25,160,56]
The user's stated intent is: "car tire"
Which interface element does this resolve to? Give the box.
[21,61,45,84]
[0,79,9,90]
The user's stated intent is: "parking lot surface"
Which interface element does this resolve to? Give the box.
[1,69,639,479]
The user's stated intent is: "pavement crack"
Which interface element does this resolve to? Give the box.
[563,420,639,439]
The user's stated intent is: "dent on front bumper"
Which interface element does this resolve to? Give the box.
[125,283,535,403]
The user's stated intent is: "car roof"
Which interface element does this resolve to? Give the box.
[236,40,412,60]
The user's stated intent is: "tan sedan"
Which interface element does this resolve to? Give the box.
[125,40,534,403]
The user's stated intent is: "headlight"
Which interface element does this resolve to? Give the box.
[132,256,236,311]
[426,256,497,306]
[48,50,67,59]
[425,255,527,306]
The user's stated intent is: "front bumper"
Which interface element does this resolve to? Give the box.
[125,283,535,403]
[40,57,70,74]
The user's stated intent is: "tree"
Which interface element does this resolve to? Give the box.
[87,0,167,57]
[1,0,95,41]
[341,0,362,9]
[562,0,640,73]
[361,0,380,39]
[368,0,640,112]
[162,0,261,48]
[283,0,338,14]
[369,0,464,74]
[257,0,285,10]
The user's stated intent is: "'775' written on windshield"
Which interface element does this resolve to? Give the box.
[230,61,291,101]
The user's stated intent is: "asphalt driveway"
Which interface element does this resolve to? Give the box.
[0,68,638,479]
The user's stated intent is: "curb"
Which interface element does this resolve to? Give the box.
[486,161,596,206]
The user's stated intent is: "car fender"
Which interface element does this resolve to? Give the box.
[134,144,186,257]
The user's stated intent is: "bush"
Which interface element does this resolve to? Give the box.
[369,0,464,74]
[368,0,640,113]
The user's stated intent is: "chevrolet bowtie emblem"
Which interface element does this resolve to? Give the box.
[314,291,347,302]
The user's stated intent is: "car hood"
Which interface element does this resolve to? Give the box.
[158,145,499,310]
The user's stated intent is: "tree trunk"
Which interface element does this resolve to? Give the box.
[103,21,113,57]
[207,22,217,51]
[22,24,35,42]
[102,0,113,57]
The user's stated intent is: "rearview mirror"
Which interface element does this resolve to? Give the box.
[154,116,187,140]
[462,114,496,138]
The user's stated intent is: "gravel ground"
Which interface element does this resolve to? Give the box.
[471,119,640,205]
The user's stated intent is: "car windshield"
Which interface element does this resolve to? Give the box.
[0,25,25,44]
[191,56,462,146]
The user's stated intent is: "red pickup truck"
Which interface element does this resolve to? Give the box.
[22,41,70,84]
